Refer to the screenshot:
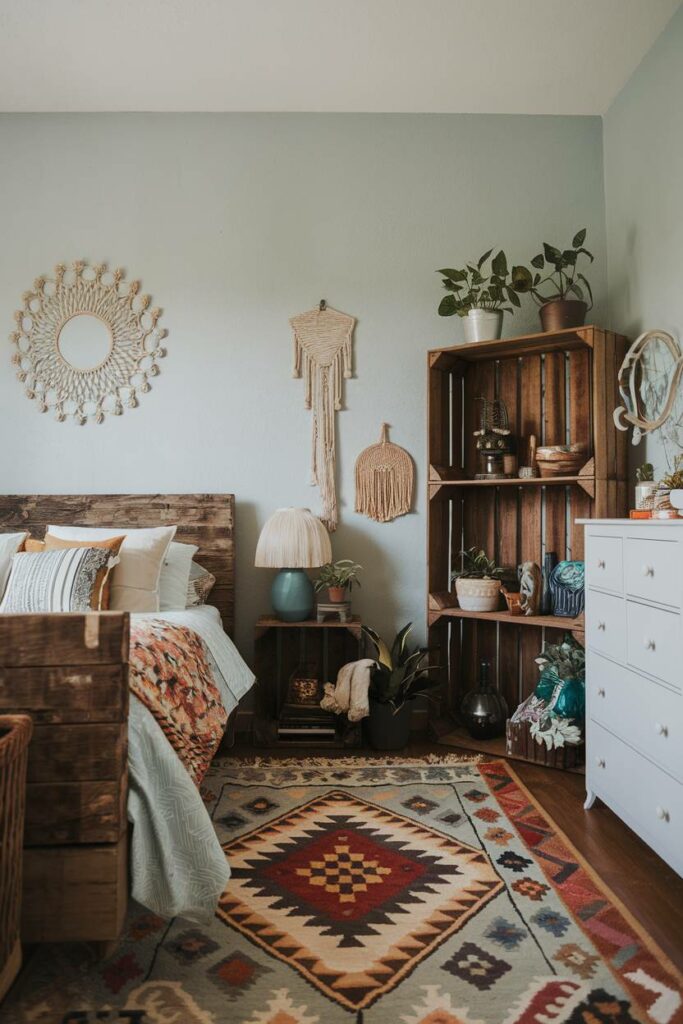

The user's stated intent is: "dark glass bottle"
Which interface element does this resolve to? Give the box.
[541,551,558,615]
[460,659,508,740]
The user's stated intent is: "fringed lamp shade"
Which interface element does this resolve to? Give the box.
[254,508,331,621]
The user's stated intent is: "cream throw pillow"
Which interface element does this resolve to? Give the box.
[159,541,198,611]
[48,524,176,612]
[0,532,29,600]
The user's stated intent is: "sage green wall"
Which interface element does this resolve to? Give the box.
[0,113,606,659]
[604,1,683,478]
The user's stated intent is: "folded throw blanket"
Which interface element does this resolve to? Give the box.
[320,658,376,722]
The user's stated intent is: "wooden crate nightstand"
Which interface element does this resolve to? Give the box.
[253,616,364,747]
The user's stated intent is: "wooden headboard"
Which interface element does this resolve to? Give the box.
[0,494,235,636]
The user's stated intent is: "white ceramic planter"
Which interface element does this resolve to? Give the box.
[670,489,683,513]
[455,577,502,612]
[463,308,503,344]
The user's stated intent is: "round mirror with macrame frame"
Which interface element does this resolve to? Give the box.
[9,261,167,424]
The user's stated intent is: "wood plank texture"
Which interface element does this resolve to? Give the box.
[0,493,235,635]
[24,779,127,845]
[27,723,127,783]
[0,613,129,667]
[0,665,128,722]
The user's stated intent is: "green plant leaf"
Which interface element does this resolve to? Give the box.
[511,265,533,292]
[567,282,584,300]
[562,249,577,266]
[477,248,493,269]
[438,268,467,281]
[543,243,562,265]
[506,286,521,307]
[491,250,508,278]
[531,253,545,269]
[572,228,586,247]
[438,294,458,316]
[576,247,594,263]
[577,273,594,310]
[362,625,393,669]
[390,622,413,666]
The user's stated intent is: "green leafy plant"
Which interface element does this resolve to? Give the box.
[437,249,532,318]
[635,462,654,482]
[313,559,363,593]
[363,623,440,713]
[451,547,506,581]
[659,453,683,490]
[527,229,594,309]
[535,634,585,681]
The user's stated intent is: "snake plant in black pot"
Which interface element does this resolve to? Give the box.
[363,623,439,750]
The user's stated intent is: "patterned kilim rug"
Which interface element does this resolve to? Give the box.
[5,756,683,1024]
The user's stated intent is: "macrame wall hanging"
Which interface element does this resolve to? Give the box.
[291,302,355,532]
[355,423,414,523]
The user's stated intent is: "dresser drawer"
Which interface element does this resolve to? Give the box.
[625,537,681,610]
[586,533,623,594]
[588,721,683,873]
[585,590,624,662]
[588,652,682,781]
[626,600,681,690]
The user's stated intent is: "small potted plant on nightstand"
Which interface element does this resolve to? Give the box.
[526,228,594,331]
[363,623,439,750]
[452,547,507,612]
[314,559,363,604]
[436,249,532,343]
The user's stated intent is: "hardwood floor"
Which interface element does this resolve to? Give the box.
[232,740,683,971]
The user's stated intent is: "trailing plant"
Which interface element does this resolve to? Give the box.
[659,453,683,490]
[314,559,363,593]
[451,547,506,581]
[437,249,532,318]
[535,634,585,681]
[526,228,594,309]
[362,623,439,713]
[635,462,654,483]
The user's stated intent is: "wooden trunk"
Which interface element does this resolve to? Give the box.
[427,327,628,766]
[505,718,584,772]
[0,612,129,944]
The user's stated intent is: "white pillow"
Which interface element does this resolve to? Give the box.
[48,524,176,612]
[159,541,198,611]
[0,532,28,599]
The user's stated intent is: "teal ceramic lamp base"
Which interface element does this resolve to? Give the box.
[271,568,314,622]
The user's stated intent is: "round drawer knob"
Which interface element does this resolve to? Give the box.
[596,757,606,768]
[597,687,606,697]
[597,621,606,631]
[655,722,668,737]
[597,559,606,569]
[645,638,656,650]
[642,565,655,577]
[656,806,670,822]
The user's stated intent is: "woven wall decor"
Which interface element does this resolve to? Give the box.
[9,261,167,424]
[291,303,355,532]
[355,423,414,523]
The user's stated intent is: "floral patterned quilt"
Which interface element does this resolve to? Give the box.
[129,618,228,786]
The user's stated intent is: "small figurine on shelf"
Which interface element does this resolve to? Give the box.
[474,397,512,479]
[518,561,542,615]
[548,560,585,617]
[518,434,538,478]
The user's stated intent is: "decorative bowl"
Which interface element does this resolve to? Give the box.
[455,577,502,612]
[535,444,588,478]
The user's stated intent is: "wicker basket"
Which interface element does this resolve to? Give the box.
[0,715,32,1002]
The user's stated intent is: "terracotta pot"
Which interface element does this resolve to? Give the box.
[327,586,347,604]
[455,577,501,612]
[539,299,587,332]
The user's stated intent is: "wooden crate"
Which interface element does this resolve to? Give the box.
[506,718,584,772]
[0,612,129,944]
[427,326,628,762]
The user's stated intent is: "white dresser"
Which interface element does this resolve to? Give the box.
[580,519,682,876]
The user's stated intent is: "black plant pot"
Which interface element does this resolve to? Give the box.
[367,699,411,750]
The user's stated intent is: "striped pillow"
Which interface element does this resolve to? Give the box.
[0,547,117,613]
[186,561,216,607]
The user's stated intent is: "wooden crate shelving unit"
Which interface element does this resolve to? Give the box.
[427,325,628,761]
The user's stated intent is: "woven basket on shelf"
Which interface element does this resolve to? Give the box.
[0,715,33,1002]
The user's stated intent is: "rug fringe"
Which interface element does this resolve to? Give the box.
[215,752,485,767]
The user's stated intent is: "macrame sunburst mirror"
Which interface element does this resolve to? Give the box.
[9,261,167,424]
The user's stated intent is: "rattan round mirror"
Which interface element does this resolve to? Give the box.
[10,261,167,424]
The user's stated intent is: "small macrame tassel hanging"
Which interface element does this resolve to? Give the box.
[355,423,414,523]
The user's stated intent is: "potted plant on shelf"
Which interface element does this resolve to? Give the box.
[314,559,362,604]
[452,547,507,612]
[635,462,656,511]
[526,229,594,331]
[437,249,532,343]
[363,623,439,750]
[656,454,683,515]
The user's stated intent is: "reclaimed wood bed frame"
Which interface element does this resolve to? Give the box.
[0,494,235,946]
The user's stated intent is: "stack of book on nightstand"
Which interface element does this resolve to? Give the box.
[277,702,337,741]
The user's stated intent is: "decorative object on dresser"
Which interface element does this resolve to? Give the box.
[460,658,507,740]
[9,261,167,424]
[613,329,683,448]
[451,547,507,612]
[436,248,532,342]
[290,301,355,531]
[0,715,32,1001]
[0,493,237,946]
[582,519,682,876]
[428,325,628,759]
[254,507,331,622]
[525,228,594,331]
[635,462,657,512]
[653,454,683,519]
[253,615,363,746]
[363,622,439,750]
[354,423,414,522]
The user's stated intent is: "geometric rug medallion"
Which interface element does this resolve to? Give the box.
[218,790,504,1009]
[4,757,683,1024]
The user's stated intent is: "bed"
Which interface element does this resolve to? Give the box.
[0,494,254,946]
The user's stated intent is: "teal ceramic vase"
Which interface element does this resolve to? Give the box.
[271,568,314,622]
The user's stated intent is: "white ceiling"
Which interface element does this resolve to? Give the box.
[0,0,679,115]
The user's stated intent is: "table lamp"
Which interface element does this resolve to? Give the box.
[254,507,332,621]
